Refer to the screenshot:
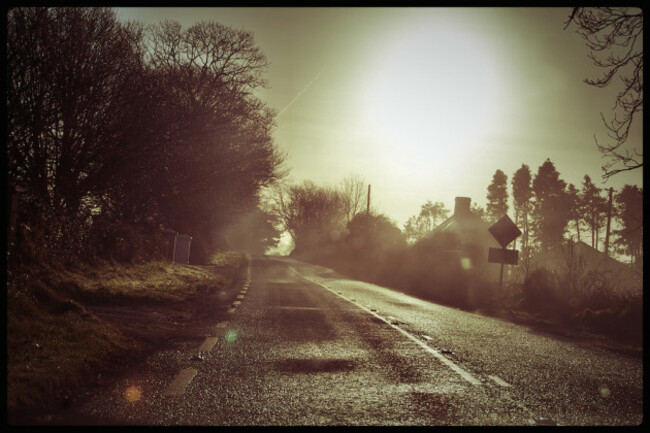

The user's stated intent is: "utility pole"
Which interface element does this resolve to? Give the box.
[367,184,371,215]
[604,187,613,257]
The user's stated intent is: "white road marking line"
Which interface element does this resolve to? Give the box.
[488,375,512,387]
[164,368,197,396]
[232,300,241,306]
[216,321,228,329]
[237,294,245,299]
[422,335,433,341]
[227,307,236,314]
[289,266,482,386]
[198,336,219,353]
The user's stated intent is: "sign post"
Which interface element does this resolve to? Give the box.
[488,215,522,291]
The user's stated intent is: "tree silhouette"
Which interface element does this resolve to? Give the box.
[614,185,643,268]
[580,175,608,249]
[7,9,285,262]
[470,202,487,222]
[566,183,584,243]
[486,169,508,223]
[512,164,532,253]
[403,200,449,244]
[565,7,643,179]
[7,8,158,256]
[265,181,346,254]
[531,159,572,251]
[339,174,367,224]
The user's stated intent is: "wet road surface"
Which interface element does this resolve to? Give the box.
[64,256,643,425]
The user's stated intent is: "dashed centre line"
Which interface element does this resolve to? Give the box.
[488,375,512,387]
[198,336,219,353]
[164,368,197,396]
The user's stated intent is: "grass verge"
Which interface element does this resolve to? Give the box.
[6,252,246,411]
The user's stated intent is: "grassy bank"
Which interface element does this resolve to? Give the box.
[6,252,246,410]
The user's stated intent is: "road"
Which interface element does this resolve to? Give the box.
[67,256,642,425]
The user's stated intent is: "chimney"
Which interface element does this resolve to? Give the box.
[454,197,472,217]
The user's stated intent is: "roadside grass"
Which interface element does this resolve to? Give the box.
[6,251,246,410]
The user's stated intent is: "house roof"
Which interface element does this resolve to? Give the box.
[528,240,642,294]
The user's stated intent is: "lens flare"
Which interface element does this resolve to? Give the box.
[225,330,238,343]
[124,385,142,402]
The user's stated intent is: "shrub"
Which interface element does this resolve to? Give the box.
[522,268,561,313]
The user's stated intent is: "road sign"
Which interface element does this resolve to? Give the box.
[488,248,519,265]
[489,214,522,248]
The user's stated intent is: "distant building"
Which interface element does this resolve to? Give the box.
[525,240,642,296]
[434,197,502,281]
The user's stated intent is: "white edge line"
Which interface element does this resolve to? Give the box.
[488,375,512,387]
[288,266,482,386]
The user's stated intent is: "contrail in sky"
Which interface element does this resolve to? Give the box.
[276,68,324,118]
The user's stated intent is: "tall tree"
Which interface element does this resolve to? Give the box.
[566,183,584,243]
[512,164,533,252]
[580,175,608,249]
[486,169,509,224]
[339,174,367,225]
[531,159,572,251]
[614,185,643,268]
[264,181,346,254]
[7,9,285,262]
[347,213,406,254]
[142,19,285,257]
[7,8,156,252]
[565,7,643,179]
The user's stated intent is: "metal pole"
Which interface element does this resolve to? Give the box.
[499,262,504,292]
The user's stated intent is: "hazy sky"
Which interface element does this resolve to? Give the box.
[116,7,643,228]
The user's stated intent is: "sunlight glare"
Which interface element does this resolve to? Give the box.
[361,19,506,167]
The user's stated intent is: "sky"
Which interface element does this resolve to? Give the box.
[115,7,643,230]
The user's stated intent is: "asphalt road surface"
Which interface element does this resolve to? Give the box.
[65,256,642,426]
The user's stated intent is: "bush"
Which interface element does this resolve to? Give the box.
[522,268,562,313]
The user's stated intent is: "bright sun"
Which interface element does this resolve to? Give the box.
[361,19,505,168]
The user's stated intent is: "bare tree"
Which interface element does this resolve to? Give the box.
[263,181,346,254]
[565,7,643,179]
[403,200,449,244]
[339,174,367,224]
[7,8,157,255]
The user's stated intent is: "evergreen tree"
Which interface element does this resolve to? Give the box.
[566,183,584,243]
[486,169,508,223]
[614,185,643,268]
[531,159,572,251]
[580,175,607,249]
[512,164,532,253]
